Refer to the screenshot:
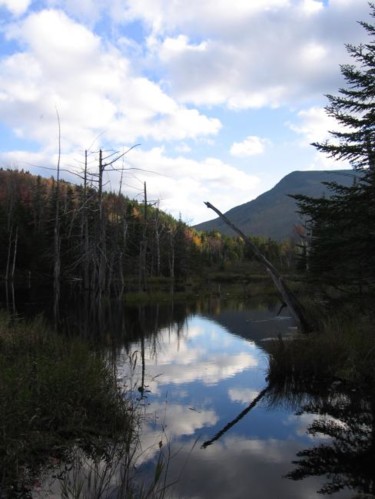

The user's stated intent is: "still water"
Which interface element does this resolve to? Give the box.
[113,298,355,499]
[2,287,370,498]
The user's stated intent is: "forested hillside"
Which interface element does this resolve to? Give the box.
[0,169,301,293]
[0,169,235,291]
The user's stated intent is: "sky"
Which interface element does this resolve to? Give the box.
[0,0,371,225]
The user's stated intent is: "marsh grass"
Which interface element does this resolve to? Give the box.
[267,309,375,394]
[0,312,134,496]
[47,434,176,499]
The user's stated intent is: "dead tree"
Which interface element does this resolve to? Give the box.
[91,146,139,296]
[204,202,312,333]
[53,110,62,321]
[139,182,148,292]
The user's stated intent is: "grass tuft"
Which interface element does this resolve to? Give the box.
[0,311,134,496]
[267,310,375,394]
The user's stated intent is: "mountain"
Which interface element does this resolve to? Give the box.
[194,170,361,241]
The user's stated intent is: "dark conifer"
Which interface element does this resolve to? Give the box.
[313,3,375,171]
[293,4,375,304]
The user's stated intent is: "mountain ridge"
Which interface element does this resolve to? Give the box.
[194,169,361,240]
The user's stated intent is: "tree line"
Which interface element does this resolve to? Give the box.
[0,167,298,296]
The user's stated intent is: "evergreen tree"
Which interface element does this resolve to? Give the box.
[313,3,375,171]
[293,4,375,303]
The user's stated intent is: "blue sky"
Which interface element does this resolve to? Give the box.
[0,0,370,224]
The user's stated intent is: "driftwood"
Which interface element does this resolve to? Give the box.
[204,202,312,333]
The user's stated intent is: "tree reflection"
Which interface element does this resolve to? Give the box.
[201,385,271,449]
[268,378,375,496]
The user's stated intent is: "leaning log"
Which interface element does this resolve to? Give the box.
[204,202,312,333]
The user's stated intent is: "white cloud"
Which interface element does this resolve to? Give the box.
[300,0,324,14]
[0,9,220,157]
[120,147,261,223]
[42,0,131,26]
[131,0,368,109]
[0,0,30,15]
[288,105,349,155]
[6,9,101,63]
[286,105,355,169]
[124,0,292,34]
[230,136,268,157]
[161,35,208,55]
[288,107,332,145]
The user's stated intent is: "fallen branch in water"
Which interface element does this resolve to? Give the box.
[204,201,312,333]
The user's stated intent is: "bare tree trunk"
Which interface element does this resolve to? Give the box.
[5,225,18,282]
[139,182,148,292]
[82,150,90,289]
[54,111,61,315]
[118,214,128,298]
[5,281,16,316]
[11,226,18,280]
[5,225,13,281]
[97,149,106,297]
[117,169,127,298]
[168,228,175,279]
[153,205,162,276]
[205,202,312,333]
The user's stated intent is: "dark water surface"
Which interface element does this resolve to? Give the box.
[1,286,371,498]
[113,298,356,499]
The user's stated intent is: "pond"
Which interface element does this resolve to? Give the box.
[113,297,356,499]
[1,286,372,498]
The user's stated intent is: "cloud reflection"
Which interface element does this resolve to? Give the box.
[116,314,331,498]
[228,387,260,405]
[133,401,218,467]
[136,434,334,499]
[117,317,259,394]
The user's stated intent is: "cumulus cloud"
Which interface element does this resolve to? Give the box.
[124,0,294,34]
[288,106,336,146]
[287,105,352,170]
[115,147,261,223]
[0,0,30,15]
[0,8,220,156]
[127,0,368,108]
[230,136,268,157]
